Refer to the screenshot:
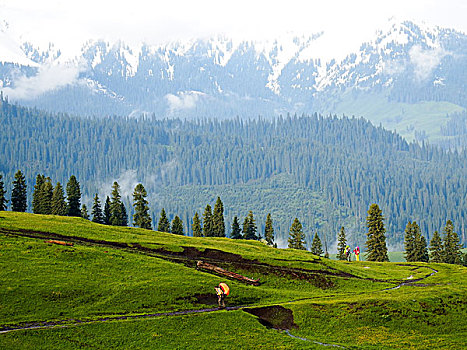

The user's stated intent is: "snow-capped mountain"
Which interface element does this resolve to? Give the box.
[1,19,466,146]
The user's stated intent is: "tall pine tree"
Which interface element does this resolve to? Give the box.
[202,204,213,237]
[103,196,111,225]
[264,213,274,246]
[32,174,45,214]
[132,183,152,229]
[442,220,462,264]
[41,178,53,215]
[310,232,324,256]
[230,216,242,239]
[171,215,184,235]
[91,193,104,224]
[157,208,170,233]
[120,202,128,227]
[337,226,347,260]
[192,212,202,237]
[11,170,27,212]
[365,204,389,262]
[0,174,7,211]
[242,211,258,240]
[66,175,81,217]
[109,182,123,226]
[51,182,67,216]
[404,221,416,262]
[429,231,443,263]
[81,204,89,220]
[212,197,225,237]
[288,218,305,250]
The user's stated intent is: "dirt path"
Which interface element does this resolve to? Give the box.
[0,305,245,334]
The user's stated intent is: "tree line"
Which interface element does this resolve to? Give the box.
[335,203,466,265]
[1,96,466,247]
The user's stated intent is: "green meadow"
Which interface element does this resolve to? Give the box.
[1,212,466,349]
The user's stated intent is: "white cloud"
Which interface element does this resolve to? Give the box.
[1,62,81,99]
[409,45,449,82]
[165,91,203,112]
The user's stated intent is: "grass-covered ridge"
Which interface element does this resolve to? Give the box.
[1,212,466,349]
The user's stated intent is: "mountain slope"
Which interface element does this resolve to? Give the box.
[1,20,466,147]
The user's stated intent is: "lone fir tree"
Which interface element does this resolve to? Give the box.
[264,213,274,246]
[109,182,123,226]
[212,197,225,237]
[337,226,347,260]
[310,232,324,256]
[132,183,152,229]
[91,193,104,224]
[230,216,242,239]
[11,170,27,212]
[51,182,67,216]
[429,231,443,263]
[66,175,81,217]
[171,215,184,235]
[32,174,45,214]
[157,208,170,233]
[288,218,305,250]
[192,212,202,237]
[365,204,389,262]
[442,220,462,264]
[202,204,213,237]
[103,196,111,225]
[0,174,8,211]
[243,211,258,240]
[81,204,89,220]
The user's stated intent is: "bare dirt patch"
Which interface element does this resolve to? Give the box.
[244,305,298,330]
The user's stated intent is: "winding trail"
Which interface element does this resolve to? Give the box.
[0,228,441,348]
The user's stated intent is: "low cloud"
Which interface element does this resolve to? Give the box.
[409,45,449,82]
[2,62,81,100]
[165,91,204,113]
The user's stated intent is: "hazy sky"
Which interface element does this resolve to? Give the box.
[1,0,466,53]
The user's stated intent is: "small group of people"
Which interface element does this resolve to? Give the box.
[345,245,360,261]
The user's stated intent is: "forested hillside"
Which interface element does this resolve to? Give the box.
[0,97,466,248]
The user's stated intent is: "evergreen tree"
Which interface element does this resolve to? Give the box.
[418,236,429,263]
[103,196,111,225]
[310,232,324,256]
[442,220,462,264]
[132,183,152,229]
[157,208,170,233]
[337,226,347,260]
[202,204,213,237]
[171,215,184,235]
[264,213,274,245]
[81,204,89,220]
[365,203,389,262]
[0,174,8,211]
[51,182,67,216]
[288,218,305,250]
[66,175,81,217]
[212,197,225,237]
[41,178,53,215]
[192,212,202,237]
[230,216,242,239]
[11,170,27,212]
[429,231,443,263]
[121,202,128,227]
[109,181,123,226]
[242,211,258,240]
[404,221,416,262]
[32,174,45,214]
[91,193,104,224]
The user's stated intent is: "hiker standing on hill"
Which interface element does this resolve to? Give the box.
[215,282,230,308]
[353,246,360,261]
[345,245,351,261]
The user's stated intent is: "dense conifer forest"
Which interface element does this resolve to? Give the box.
[0,96,466,248]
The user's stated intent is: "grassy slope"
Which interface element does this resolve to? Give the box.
[1,212,466,349]
[330,92,465,143]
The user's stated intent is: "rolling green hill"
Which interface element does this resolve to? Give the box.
[1,213,466,349]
